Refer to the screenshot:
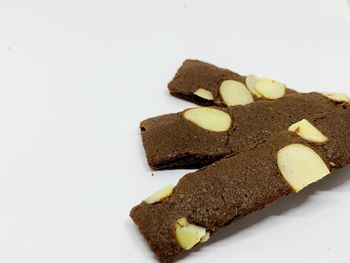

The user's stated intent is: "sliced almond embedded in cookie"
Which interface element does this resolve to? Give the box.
[245,74,262,98]
[183,107,232,132]
[320,92,350,103]
[175,217,207,250]
[219,80,254,106]
[193,88,214,100]
[144,185,175,204]
[200,231,210,243]
[277,144,330,192]
[288,119,328,143]
[255,78,286,99]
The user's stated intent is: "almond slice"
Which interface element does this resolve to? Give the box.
[219,80,254,106]
[320,92,350,103]
[175,218,207,250]
[183,107,232,132]
[288,119,328,143]
[144,185,175,204]
[277,144,330,192]
[193,88,214,100]
[255,78,286,99]
[245,74,262,98]
[200,231,210,243]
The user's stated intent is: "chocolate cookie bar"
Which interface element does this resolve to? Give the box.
[141,92,349,170]
[131,105,350,262]
[168,59,297,106]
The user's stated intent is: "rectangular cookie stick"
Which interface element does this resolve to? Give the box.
[131,106,350,262]
[141,92,348,169]
[168,59,297,106]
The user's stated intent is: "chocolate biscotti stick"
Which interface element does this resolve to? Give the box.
[141,92,350,169]
[131,106,350,263]
[168,60,297,106]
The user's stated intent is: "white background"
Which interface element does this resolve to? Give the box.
[0,0,350,262]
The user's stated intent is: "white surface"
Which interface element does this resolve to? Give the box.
[0,0,350,262]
